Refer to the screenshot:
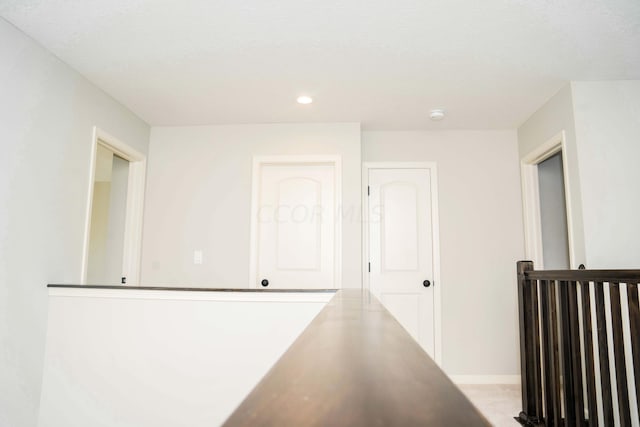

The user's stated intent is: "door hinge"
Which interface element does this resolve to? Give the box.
[367,186,370,196]
[368,262,371,272]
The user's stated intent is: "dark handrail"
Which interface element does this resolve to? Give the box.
[522,269,640,283]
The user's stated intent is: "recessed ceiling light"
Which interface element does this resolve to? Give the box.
[430,109,445,121]
[297,95,313,105]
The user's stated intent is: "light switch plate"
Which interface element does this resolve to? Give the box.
[193,250,203,265]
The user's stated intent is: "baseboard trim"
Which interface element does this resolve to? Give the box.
[449,375,521,385]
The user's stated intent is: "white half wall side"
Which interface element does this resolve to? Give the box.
[0,18,150,427]
[572,81,640,269]
[140,123,361,288]
[362,130,524,377]
[38,289,332,427]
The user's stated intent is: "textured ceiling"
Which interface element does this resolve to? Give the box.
[1,0,639,129]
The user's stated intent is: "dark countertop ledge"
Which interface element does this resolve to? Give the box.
[223,289,490,426]
[47,284,336,293]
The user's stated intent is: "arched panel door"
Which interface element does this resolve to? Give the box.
[368,168,436,357]
[256,163,336,289]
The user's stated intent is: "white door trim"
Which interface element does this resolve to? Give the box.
[362,161,442,365]
[520,131,576,268]
[81,127,147,285]
[249,155,342,289]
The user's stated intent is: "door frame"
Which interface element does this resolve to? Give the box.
[362,162,442,365]
[520,131,576,268]
[248,155,343,289]
[81,127,147,285]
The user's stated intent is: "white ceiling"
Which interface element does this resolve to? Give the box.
[1,0,639,130]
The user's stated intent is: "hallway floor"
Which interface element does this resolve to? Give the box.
[458,384,521,426]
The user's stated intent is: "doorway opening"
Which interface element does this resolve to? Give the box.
[81,127,146,285]
[538,152,570,269]
[521,131,575,268]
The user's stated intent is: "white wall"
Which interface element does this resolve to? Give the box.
[362,131,524,377]
[518,81,640,269]
[141,123,361,288]
[517,84,587,267]
[572,81,640,268]
[39,289,332,427]
[0,19,149,427]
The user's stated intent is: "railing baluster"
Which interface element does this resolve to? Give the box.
[530,273,543,422]
[627,283,640,417]
[595,282,615,425]
[610,282,631,426]
[540,279,561,426]
[580,281,598,426]
[517,261,543,425]
[559,280,579,425]
[568,281,586,426]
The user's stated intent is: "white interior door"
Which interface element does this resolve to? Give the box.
[368,167,436,357]
[255,163,336,289]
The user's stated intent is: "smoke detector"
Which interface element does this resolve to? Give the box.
[430,109,445,121]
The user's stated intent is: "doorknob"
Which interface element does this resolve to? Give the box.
[423,280,431,287]
[261,279,269,287]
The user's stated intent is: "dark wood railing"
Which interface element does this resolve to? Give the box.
[516,261,640,426]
